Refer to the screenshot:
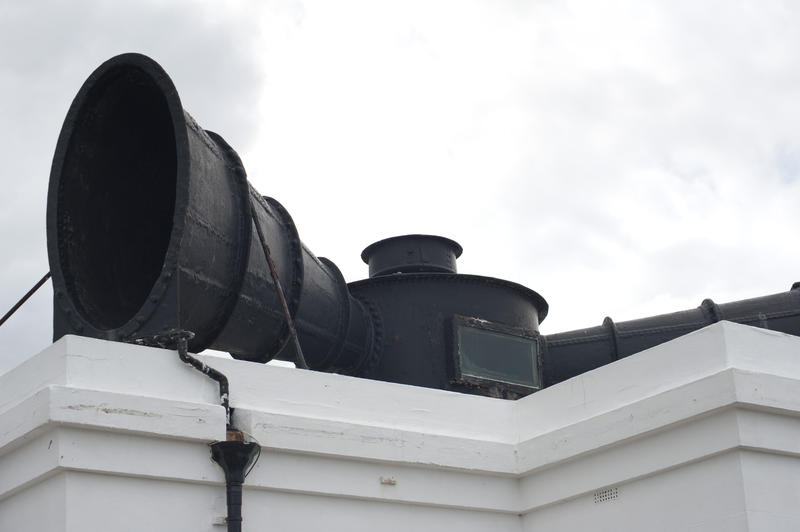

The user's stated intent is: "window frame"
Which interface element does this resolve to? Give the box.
[449,314,543,396]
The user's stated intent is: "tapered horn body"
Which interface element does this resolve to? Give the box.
[47,53,373,371]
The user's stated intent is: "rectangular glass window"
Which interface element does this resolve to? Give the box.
[452,316,540,392]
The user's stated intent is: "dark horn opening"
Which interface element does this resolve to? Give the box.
[57,65,177,329]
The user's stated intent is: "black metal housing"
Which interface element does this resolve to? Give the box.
[349,235,548,398]
[362,234,463,277]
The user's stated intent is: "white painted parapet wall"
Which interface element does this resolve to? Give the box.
[1,321,799,531]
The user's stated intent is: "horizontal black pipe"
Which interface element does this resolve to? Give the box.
[541,284,800,386]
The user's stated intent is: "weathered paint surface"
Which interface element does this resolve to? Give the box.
[1,322,799,531]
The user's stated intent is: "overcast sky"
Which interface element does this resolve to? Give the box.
[1,0,799,374]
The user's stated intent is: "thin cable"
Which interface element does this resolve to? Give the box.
[244,444,261,479]
[0,272,51,328]
[235,427,262,478]
[249,201,309,370]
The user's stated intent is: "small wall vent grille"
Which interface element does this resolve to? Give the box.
[593,487,618,504]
